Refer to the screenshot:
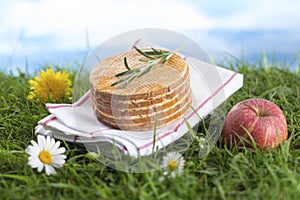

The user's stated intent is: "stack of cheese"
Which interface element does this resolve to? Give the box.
[89,48,192,131]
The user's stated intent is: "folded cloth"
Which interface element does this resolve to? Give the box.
[35,39,243,157]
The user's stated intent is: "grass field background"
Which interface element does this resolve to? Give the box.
[0,55,299,199]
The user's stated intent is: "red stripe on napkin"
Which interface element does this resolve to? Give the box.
[46,92,91,109]
[44,116,57,125]
[89,128,113,135]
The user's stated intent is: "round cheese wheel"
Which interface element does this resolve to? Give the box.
[90,48,192,130]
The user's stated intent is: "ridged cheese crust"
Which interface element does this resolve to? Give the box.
[90,48,192,130]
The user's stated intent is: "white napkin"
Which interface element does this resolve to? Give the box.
[35,40,243,157]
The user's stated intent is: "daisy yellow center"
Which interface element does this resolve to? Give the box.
[38,150,52,164]
[168,160,178,171]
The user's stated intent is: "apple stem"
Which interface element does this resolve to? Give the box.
[242,102,260,116]
[242,102,270,117]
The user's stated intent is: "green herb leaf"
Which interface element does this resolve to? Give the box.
[124,57,131,70]
[115,69,138,77]
[111,46,179,87]
[133,46,154,59]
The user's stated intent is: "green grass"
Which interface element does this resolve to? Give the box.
[1,56,300,200]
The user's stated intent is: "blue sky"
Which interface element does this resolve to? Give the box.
[0,0,299,72]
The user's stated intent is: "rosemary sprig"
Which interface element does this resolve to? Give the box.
[111,46,176,88]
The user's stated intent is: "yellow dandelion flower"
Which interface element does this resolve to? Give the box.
[27,68,72,102]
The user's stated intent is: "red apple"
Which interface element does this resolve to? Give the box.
[222,98,288,150]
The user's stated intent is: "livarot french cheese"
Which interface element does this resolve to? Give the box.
[89,48,192,131]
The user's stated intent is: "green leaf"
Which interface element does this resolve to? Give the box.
[111,78,127,87]
[1,174,29,182]
[137,65,153,77]
[115,69,136,77]
[134,46,154,59]
[151,47,161,53]
[123,74,138,88]
[152,112,158,153]
[124,57,131,70]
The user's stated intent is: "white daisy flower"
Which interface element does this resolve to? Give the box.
[25,135,66,176]
[195,136,209,149]
[161,151,185,178]
[195,136,210,158]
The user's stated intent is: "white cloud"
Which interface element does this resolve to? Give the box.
[0,0,299,56]
[0,0,214,53]
[213,0,300,30]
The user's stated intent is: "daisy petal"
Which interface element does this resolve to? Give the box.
[48,137,56,152]
[28,155,39,161]
[37,163,44,172]
[37,135,46,150]
[52,154,67,160]
[45,165,56,176]
[50,140,61,154]
[30,140,41,151]
[25,146,40,156]
[28,159,39,168]
[25,145,34,154]
[45,135,52,150]
[51,147,66,155]
[52,159,66,167]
